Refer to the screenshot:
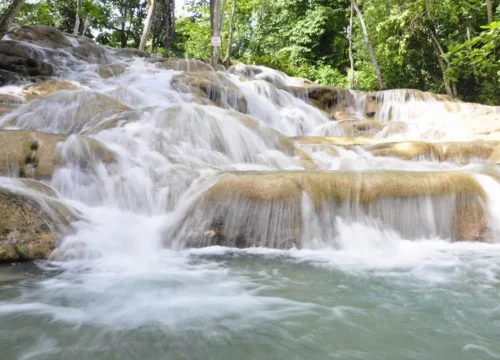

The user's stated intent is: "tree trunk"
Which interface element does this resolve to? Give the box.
[139,0,156,51]
[351,0,384,90]
[0,0,25,38]
[427,26,453,97]
[348,2,355,89]
[73,0,82,35]
[82,0,99,36]
[210,0,222,68]
[485,0,494,24]
[162,0,174,58]
[223,0,236,66]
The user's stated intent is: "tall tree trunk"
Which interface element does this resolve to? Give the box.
[348,2,355,89]
[82,0,99,36]
[120,1,128,48]
[139,0,156,51]
[73,0,82,35]
[351,0,384,90]
[0,0,25,38]
[162,0,174,58]
[485,0,494,24]
[219,0,227,34]
[210,0,222,68]
[223,0,236,66]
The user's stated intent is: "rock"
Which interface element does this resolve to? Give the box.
[366,141,439,161]
[97,63,127,78]
[0,130,115,179]
[155,58,214,72]
[0,93,24,116]
[366,141,499,164]
[115,48,151,58]
[0,41,54,79]
[0,69,26,86]
[283,86,355,113]
[0,181,80,262]
[172,170,488,248]
[292,136,378,146]
[2,90,131,134]
[5,25,73,49]
[22,80,80,100]
[338,120,382,137]
[489,144,500,164]
[70,43,116,64]
[0,187,55,261]
[377,121,408,137]
[172,72,247,113]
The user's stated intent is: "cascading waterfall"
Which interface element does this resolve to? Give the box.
[1,25,500,360]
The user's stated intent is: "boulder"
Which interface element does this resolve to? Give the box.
[155,58,214,72]
[5,25,73,49]
[0,187,55,261]
[0,41,54,79]
[0,130,115,179]
[172,72,247,113]
[169,170,489,248]
[366,141,499,164]
[22,80,80,101]
[2,90,131,134]
[0,69,26,86]
[115,48,151,58]
[0,94,24,116]
[70,43,116,64]
[97,63,128,78]
[0,181,80,262]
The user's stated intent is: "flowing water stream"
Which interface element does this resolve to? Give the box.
[1,32,500,359]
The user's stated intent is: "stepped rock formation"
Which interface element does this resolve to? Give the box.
[0,24,499,261]
[169,171,490,248]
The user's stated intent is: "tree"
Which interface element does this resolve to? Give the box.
[139,0,156,50]
[348,2,355,89]
[223,0,236,65]
[351,0,384,90]
[162,0,174,57]
[210,0,221,67]
[0,0,25,37]
[485,0,494,24]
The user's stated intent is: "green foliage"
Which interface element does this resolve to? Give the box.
[0,0,499,103]
[446,22,500,104]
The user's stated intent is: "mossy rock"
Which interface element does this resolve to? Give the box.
[0,130,115,179]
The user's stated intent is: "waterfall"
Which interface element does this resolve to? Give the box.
[0,26,499,263]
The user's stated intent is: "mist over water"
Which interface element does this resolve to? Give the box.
[1,33,500,359]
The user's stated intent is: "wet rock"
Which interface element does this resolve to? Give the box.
[0,130,115,179]
[0,181,81,262]
[175,170,489,248]
[0,94,24,116]
[115,48,151,58]
[172,72,247,113]
[2,90,131,134]
[283,86,355,113]
[0,187,55,261]
[292,136,377,146]
[338,120,382,137]
[5,25,73,49]
[97,63,128,79]
[70,43,116,64]
[366,141,499,164]
[155,58,214,72]
[366,141,439,161]
[22,80,80,100]
[0,41,54,79]
[0,69,26,86]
